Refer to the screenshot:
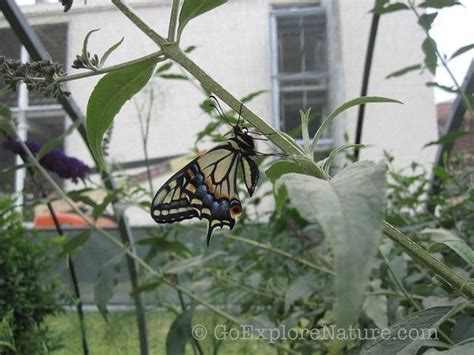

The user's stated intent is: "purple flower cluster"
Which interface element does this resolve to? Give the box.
[2,138,90,183]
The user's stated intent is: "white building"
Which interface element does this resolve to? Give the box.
[0,0,438,225]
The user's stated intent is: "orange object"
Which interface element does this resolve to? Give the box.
[34,213,116,228]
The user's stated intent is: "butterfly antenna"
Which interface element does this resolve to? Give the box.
[237,102,243,127]
[209,95,233,127]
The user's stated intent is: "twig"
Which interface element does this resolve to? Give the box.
[168,0,180,42]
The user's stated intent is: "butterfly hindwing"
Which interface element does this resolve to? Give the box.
[241,155,259,197]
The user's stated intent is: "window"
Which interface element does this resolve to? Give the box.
[0,23,68,201]
[270,5,330,146]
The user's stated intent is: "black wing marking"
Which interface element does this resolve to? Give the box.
[151,144,244,246]
[240,155,259,197]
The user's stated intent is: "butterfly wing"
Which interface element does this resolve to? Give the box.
[241,155,259,197]
[151,144,243,246]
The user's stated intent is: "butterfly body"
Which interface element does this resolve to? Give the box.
[151,125,259,246]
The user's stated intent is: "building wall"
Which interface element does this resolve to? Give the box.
[335,0,438,167]
[2,0,439,225]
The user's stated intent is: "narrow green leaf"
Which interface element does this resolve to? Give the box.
[423,130,470,148]
[322,144,367,173]
[430,240,474,266]
[166,308,195,355]
[164,252,225,274]
[158,73,188,80]
[284,274,317,311]
[371,1,409,14]
[418,12,438,31]
[178,0,228,39]
[0,104,12,119]
[99,37,124,68]
[300,108,311,154]
[131,281,160,296]
[94,253,124,321]
[386,64,422,79]
[82,28,100,69]
[311,96,402,152]
[36,121,81,160]
[0,163,29,177]
[361,306,454,354]
[156,62,173,74]
[419,0,461,9]
[184,45,197,53]
[240,90,267,103]
[425,81,458,93]
[92,189,121,220]
[59,231,91,258]
[86,58,156,171]
[422,37,438,75]
[449,43,474,61]
[433,166,450,181]
[277,161,386,331]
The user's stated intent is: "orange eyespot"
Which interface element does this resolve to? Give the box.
[230,205,242,217]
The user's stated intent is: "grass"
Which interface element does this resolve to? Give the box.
[46,310,275,354]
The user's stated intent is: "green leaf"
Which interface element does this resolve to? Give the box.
[322,144,367,173]
[131,281,160,296]
[386,64,422,79]
[158,73,188,80]
[430,240,474,266]
[425,81,458,93]
[99,37,124,68]
[265,159,313,183]
[419,0,461,9]
[0,104,12,119]
[92,189,121,220]
[300,108,312,154]
[418,12,438,31]
[424,342,474,354]
[82,28,100,69]
[166,308,195,355]
[361,306,454,354]
[137,237,191,258]
[450,43,474,61]
[422,37,438,75]
[178,0,228,39]
[164,252,225,274]
[184,45,197,53]
[94,253,124,320]
[311,96,402,152]
[156,61,173,74]
[423,130,470,147]
[284,274,317,311]
[371,1,409,14]
[59,231,91,258]
[277,161,386,331]
[363,294,388,329]
[86,58,156,171]
[240,90,267,103]
[36,120,81,160]
[433,166,450,181]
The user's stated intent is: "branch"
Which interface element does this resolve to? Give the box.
[168,0,180,42]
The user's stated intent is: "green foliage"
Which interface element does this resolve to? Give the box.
[0,197,63,354]
[166,308,194,355]
[86,58,156,171]
[177,0,228,40]
[277,162,386,332]
[94,253,124,320]
[311,96,402,152]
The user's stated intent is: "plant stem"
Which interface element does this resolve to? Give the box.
[223,234,335,276]
[56,50,165,83]
[168,0,180,42]
[383,222,474,298]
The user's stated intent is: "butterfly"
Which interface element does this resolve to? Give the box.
[151,98,261,246]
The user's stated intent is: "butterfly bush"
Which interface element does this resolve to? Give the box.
[3,138,90,183]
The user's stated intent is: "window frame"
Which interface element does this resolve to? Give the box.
[269,4,332,150]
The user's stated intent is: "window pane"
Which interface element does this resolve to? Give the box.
[276,12,326,74]
[280,90,326,138]
[0,28,21,107]
[29,23,68,106]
